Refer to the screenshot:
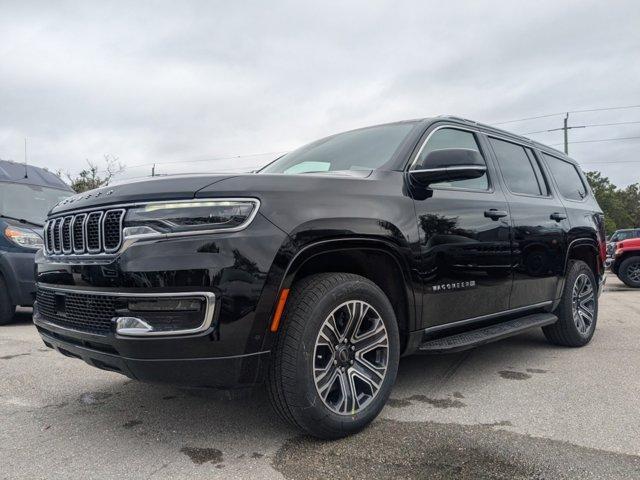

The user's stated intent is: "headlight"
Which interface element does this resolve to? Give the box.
[4,226,44,249]
[122,199,260,238]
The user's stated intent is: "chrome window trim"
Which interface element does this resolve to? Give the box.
[408,124,487,171]
[407,125,493,193]
[84,211,104,254]
[102,209,126,253]
[36,285,216,338]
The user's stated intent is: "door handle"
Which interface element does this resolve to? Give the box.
[550,212,567,222]
[484,209,508,220]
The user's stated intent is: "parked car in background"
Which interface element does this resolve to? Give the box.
[610,237,640,288]
[34,117,606,438]
[0,160,73,324]
[606,228,640,266]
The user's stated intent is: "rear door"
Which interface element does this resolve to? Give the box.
[486,136,569,309]
[410,125,513,329]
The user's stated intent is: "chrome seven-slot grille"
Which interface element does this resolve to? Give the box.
[44,209,125,256]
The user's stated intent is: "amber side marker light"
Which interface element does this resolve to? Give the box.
[270,288,290,332]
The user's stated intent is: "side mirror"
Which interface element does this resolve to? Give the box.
[410,148,486,186]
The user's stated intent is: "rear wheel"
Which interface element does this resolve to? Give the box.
[543,260,597,347]
[267,273,400,439]
[617,256,640,288]
[0,276,16,325]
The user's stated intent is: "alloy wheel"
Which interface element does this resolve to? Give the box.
[313,300,389,415]
[572,273,595,335]
[626,262,640,283]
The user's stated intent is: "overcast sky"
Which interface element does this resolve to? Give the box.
[1,0,639,186]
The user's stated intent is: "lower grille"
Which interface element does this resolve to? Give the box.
[37,288,118,335]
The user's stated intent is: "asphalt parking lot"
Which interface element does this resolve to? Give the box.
[1,274,639,479]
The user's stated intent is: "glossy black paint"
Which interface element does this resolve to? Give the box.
[35,116,605,388]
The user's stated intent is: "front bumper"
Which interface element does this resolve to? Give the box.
[33,213,288,388]
[35,310,269,388]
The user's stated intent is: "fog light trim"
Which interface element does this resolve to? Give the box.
[115,317,154,335]
[113,292,216,337]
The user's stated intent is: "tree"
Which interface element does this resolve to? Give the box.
[585,171,639,234]
[65,155,124,193]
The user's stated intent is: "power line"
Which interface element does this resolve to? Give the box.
[493,104,640,125]
[550,136,640,146]
[521,120,640,135]
[581,159,640,165]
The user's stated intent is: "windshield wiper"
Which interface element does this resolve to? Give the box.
[0,214,44,228]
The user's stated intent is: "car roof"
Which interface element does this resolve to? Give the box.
[0,159,72,191]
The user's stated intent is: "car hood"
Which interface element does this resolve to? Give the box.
[48,174,236,215]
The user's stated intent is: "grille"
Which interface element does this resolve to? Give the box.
[44,209,125,256]
[86,212,103,252]
[52,218,62,253]
[72,214,86,252]
[37,287,118,335]
[61,216,73,253]
[103,210,124,252]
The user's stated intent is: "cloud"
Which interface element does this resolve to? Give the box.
[1,0,639,186]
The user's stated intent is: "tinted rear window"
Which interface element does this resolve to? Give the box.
[542,154,587,201]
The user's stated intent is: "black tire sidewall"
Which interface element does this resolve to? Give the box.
[619,257,640,288]
[291,279,399,437]
[558,261,598,344]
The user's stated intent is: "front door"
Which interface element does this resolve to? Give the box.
[409,126,513,329]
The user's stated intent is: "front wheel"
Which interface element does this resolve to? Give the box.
[543,260,598,347]
[267,273,400,439]
[617,256,640,288]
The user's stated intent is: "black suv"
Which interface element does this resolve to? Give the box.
[35,117,606,438]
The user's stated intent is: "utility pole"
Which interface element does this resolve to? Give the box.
[23,138,28,178]
[542,114,585,155]
[563,113,569,154]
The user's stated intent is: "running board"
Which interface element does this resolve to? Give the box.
[418,313,558,354]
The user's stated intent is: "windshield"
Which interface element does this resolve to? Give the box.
[260,122,417,174]
[0,182,71,226]
[612,230,638,242]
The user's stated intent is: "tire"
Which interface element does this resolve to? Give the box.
[543,260,598,347]
[617,256,640,288]
[267,272,400,439]
[0,275,17,325]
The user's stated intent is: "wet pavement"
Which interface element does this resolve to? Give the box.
[1,274,639,479]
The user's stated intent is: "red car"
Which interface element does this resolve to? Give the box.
[611,237,640,287]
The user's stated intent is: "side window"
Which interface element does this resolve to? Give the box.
[543,154,588,201]
[526,149,550,195]
[489,138,543,196]
[413,128,489,190]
